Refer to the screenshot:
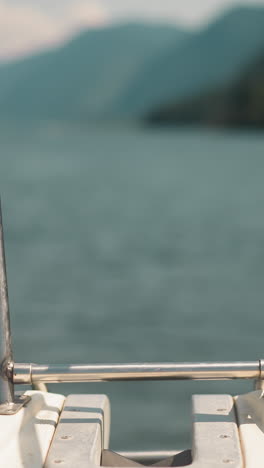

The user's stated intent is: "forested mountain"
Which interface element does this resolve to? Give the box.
[0,6,264,126]
[148,53,264,127]
[113,6,264,118]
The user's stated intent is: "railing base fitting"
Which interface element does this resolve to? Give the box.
[0,394,31,415]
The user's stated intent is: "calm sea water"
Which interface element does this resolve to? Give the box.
[1,123,264,450]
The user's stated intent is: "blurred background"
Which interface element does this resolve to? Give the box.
[0,0,264,452]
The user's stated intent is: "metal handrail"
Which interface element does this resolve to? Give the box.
[12,360,264,384]
[0,200,14,406]
[0,202,30,414]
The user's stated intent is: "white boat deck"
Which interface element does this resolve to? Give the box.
[1,389,264,467]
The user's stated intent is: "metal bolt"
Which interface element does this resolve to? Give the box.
[219,434,230,439]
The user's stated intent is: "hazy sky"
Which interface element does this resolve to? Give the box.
[1,0,264,60]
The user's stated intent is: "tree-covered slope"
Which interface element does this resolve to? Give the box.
[148,53,264,128]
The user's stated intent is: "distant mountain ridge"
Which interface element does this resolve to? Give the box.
[113,6,264,118]
[0,6,264,124]
[0,23,187,121]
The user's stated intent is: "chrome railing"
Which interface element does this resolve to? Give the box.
[0,200,14,407]
[12,361,263,384]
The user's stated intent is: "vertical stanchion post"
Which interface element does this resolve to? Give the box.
[0,199,14,406]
